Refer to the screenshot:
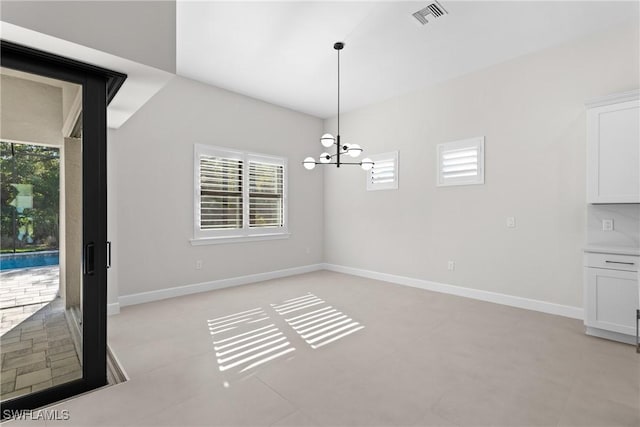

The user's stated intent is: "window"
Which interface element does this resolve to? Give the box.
[367,151,399,191]
[193,145,288,244]
[437,137,484,186]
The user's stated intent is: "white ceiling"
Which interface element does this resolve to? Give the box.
[177,1,639,119]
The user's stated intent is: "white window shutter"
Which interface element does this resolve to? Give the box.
[367,151,399,191]
[437,137,484,186]
[199,155,244,230]
[248,161,284,228]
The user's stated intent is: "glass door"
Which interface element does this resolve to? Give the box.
[0,41,124,413]
[1,135,85,400]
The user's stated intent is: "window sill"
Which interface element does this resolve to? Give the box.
[190,232,291,246]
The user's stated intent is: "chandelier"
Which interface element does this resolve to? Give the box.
[303,42,373,171]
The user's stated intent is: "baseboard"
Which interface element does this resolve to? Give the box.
[107,302,120,316]
[106,345,129,384]
[323,263,584,320]
[118,263,324,308]
[585,326,636,345]
[114,262,583,320]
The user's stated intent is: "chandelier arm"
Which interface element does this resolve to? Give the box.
[314,162,369,166]
[331,149,351,158]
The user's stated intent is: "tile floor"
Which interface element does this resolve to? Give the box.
[1,267,82,401]
[5,271,640,426]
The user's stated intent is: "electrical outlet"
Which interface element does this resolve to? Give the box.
[506,217,516,228]
[447,261,455,271]
[196,260,203,270]
[602,219,614,232]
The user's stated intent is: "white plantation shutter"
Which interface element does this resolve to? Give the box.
[249,161,284,228]
[194,145,288,242]
[371,160,395,184]
[437,137,484,186]
[367,151,399,191]
[199,155,243,230]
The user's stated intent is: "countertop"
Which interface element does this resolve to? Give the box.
[584,245,640,256]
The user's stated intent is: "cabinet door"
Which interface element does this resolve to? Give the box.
[587,100,640,203]
[585,267,639,335]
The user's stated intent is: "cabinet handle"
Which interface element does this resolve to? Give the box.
[605,260,635,265]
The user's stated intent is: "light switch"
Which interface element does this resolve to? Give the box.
[506,217,516,228]
[602,219,614,232]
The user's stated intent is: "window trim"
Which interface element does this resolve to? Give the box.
[366,151,399,191]
[436,137,485,187]
[192,144,288,245]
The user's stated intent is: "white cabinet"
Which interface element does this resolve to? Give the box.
[584,251,639,344]
[586,91,640,204]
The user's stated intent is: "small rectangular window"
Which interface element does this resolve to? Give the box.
[193,145,288,244]
[367,151,399,191]
[437,137,484,186]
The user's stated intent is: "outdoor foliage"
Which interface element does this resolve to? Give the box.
[0,142,60,253]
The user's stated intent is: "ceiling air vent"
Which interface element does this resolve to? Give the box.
[412,1,448,25]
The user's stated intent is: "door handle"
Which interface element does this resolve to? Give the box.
[84,242,95,276]
[106,241,112,269]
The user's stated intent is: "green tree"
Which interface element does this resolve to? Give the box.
[0,142,60,252]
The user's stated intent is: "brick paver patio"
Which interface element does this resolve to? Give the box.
[0,266,82,400]
[0,266,59,335]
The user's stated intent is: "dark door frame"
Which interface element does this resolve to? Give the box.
[0,40,126,414]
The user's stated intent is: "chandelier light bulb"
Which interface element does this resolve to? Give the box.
[320,133,335,148]
[348,144,362,158]
[303,157,317,170]
[319,153,331,164]
[360,158,374,171]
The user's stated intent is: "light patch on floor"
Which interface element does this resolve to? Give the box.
[272,293,364,349]
[207,292,365,378]
[208,307,295,375]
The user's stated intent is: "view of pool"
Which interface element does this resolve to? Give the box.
[0,251,59,271]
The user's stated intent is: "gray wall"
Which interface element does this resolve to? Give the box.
[0,74,62,145]
[107,129,120,310]
[109,76,324,298]
[323,24,639,309]
[0,1,176,73]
